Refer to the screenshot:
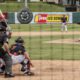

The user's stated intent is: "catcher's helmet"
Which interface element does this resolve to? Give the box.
[15,37,24,43]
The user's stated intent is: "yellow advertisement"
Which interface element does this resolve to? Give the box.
[35,14,69,23]
[47,14,69,22]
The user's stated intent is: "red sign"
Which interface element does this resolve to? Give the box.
[35,14,47,23]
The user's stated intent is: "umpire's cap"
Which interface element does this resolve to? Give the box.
[15,37,24,43]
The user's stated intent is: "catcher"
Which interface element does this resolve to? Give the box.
[11,37,34,75]
[0,37,34,76]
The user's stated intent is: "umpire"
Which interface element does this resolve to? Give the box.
[0,25,15,78]
[0,10,14,78]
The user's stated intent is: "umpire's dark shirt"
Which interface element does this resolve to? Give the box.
[0,21,7,28]
[0,32,8,56]
[0,32,8,46]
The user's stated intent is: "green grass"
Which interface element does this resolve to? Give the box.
[10,23,80,32]
[0,2,65,12]
[9,35,80,60]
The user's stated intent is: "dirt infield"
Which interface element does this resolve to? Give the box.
[0,60,80,80]
[0,31,80,80]
[12,31,80,36]
[44,38,80,44]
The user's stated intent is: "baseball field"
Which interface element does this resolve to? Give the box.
[0,1,80,80]
[0,23,80,80]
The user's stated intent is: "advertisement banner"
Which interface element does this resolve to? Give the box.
[15,12,72,24]
[33,12,72,23]
[34,14,69,23]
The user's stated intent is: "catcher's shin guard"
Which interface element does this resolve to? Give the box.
[20,59,30,72]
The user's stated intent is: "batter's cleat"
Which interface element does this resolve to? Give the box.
[24,71,34,76]
[5,73,15,78]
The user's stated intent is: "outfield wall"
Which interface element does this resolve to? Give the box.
[3,12,80,24]
[73,12,80,23]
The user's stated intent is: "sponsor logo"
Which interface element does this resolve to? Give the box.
[35,14,47,23]
[35,14,69,23]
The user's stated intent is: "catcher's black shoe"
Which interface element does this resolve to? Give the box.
[5,73,15,78]
[21,66,26,72]
[24,71,34,76]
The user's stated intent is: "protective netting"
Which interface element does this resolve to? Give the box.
[0,1,80,80]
